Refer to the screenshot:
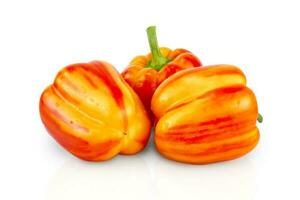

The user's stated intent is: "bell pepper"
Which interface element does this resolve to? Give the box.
[151,65,261,164]
[40,61,151,161]
[122,26,202,114]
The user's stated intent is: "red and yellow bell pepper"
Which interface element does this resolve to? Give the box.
[40,61,151,161]
[152,65,261,164]
[122,26,202,115]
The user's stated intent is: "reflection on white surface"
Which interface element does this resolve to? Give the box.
[153,155,256,200]
[46,156,152,200]
[46,143,256,200]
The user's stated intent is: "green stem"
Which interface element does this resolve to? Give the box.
[257,113,263,123]
[146,26,169,70]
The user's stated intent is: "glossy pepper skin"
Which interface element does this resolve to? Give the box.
[122,26,202,114]
[40,61,151,161]
[152,65,260,164]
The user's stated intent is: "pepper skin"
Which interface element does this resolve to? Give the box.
[151,65,260,164]
[40,61,151,161]
[122,26,201,114]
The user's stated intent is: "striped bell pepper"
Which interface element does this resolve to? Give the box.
[40,61,151,161]
[152,65,262,164]
[122,26,202,116]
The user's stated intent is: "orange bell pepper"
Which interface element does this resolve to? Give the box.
[40,61,151,161]
[152,65,262,164]
[122,26,202,115]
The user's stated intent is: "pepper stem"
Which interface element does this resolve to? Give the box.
[146,26,169,70]
[257,113,263,123]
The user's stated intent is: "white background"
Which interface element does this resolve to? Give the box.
[0,0,299,199]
